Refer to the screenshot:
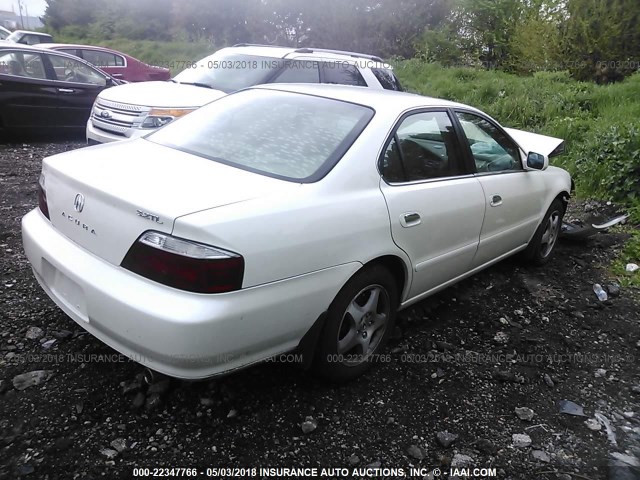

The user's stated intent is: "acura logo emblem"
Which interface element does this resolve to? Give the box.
[73,194,85,213]
[100,110,112,119]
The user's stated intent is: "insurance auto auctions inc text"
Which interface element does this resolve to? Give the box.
[239,466,497,478]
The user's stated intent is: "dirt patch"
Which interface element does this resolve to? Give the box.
[1,142,639,479]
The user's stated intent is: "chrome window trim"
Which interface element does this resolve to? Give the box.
[384,173,477,187]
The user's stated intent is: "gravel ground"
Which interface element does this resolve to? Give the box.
[1,141,640,480]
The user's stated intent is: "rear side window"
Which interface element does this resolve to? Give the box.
[148,89,374,182]
[372,68,402,91]
[82,50,124,67]
[321,62,367,87]
[380,111,464,182]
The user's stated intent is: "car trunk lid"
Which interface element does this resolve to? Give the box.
[43,139,297,265]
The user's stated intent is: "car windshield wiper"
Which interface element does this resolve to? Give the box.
[177,81,215,89]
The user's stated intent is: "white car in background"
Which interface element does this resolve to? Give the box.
[86,44,402,144]
[23,84,570,381]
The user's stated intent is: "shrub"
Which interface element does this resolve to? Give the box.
[574,125,640,203]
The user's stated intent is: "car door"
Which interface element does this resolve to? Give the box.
[379,109,486,299]
[0,50,60,130]
[43,52,109,128]
[453,110,547,268]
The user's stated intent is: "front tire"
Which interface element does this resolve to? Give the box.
[523,198,565,265]
[313,265,398,382]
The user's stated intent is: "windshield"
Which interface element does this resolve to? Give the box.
[147,89,374,182]
[173,53,282,93]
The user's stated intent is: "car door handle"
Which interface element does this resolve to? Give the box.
[57,88,75,93]
[490,195,503,207]
[400,212,421,227]
[111,73,123,78]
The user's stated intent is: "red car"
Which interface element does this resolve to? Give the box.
[40,44,171,82]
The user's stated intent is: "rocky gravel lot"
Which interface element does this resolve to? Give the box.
[1,141,640,480]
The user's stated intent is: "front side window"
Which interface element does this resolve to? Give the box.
[148,89,374,182]
[0,51,46,79]
[23,35,45,45]
[380,111,464,182]
[456,112,522,173]
[57,48,79,57]
[272,60,320,84]
[322,62,367,86]
[47,54,107,86]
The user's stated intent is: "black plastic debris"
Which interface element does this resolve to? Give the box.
[561,214,629,241]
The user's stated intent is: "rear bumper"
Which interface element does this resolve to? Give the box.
[22,209,359,379]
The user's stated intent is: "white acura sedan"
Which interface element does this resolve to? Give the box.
[22,84,571,381]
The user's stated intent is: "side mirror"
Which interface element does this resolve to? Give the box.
[107,76,126,86]
[525,151,549,171]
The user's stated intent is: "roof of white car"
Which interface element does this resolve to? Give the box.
[10,30,51,36]
[221,44,389,66]
[253,83,476,113]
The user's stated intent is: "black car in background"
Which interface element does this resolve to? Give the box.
[0,44,122,138]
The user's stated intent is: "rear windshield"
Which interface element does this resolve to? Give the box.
[147,89,374,182]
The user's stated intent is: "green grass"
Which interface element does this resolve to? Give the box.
[612,230,640,288]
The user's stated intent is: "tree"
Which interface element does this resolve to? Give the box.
[455,0,523,68]
[506,0,564,73]
[43,0,102,30]
[563,0,640,82]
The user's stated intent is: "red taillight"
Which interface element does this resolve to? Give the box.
[121,232,244,294]
[37,173,50,220]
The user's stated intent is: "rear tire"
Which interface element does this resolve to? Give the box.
[313,265,398,382]
[523,198,565,265]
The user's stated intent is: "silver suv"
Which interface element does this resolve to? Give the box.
[86,44,402,144]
